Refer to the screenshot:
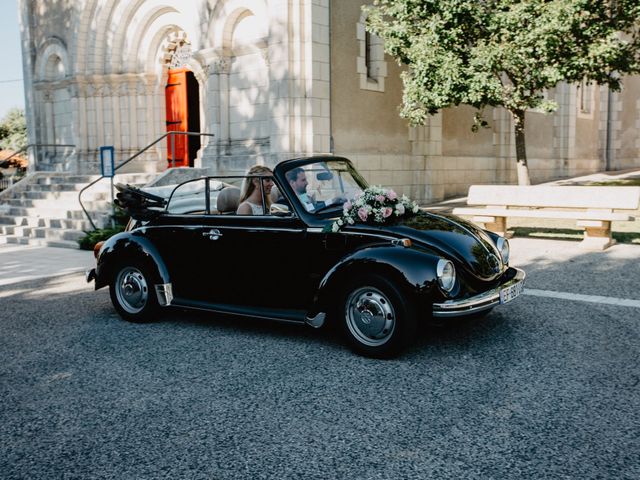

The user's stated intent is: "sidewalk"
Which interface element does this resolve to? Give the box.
[0,244,93,286]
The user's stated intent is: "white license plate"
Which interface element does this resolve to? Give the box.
[499,281,524,305]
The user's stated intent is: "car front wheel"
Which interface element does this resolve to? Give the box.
[340,274,416,358]
[109,263,158,323]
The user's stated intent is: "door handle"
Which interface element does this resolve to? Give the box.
[203,229,222,240]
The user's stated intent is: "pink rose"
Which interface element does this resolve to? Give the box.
[383,207,393,218]
[375,195,385,203]
[358,207,369,222]
[344,200,352,210]
[387,190,397,201]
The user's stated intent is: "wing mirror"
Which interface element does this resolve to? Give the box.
[270,203,292,216]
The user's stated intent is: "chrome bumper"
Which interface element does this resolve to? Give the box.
[432,268,526,318]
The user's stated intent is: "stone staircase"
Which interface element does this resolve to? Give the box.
[0,172,156,248]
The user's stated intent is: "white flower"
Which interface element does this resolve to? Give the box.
[347,217,354,224]
[337,218,344,226]
[412,204,419,213]
[395,203,405,215]
[332,222,340,232]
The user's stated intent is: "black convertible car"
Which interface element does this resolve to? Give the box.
[87,156,525,357]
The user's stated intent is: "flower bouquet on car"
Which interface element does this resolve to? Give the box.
[326,186,420,232]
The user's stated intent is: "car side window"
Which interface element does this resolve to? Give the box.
[166,178,208,215]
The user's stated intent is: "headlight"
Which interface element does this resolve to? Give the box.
[436,259,456,292]
[496,237,510,265]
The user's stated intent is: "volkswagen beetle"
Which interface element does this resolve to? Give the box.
[87,156,525,357]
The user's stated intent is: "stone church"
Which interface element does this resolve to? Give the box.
[19,0,640,203]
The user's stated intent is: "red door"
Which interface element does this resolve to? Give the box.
[165,68,189,167]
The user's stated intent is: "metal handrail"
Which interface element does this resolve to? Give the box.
[78,131,215,230]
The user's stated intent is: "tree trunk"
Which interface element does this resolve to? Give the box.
[512,109,531,186]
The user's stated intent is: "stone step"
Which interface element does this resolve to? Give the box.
[36,175,100,185]
[28,227,85,242]
[35,173,154,186]
[5,198,110,211]
[15,190,111,201]
[8,206,110,220]
[0,214,96,230]
[4,235,80,249]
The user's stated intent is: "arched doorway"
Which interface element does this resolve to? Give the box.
[165,67,201,167]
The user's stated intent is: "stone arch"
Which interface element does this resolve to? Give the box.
[73,0,99,74]
[207,0,268,52]
[35,37,70,81]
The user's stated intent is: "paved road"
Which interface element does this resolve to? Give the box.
[1,239,639,479]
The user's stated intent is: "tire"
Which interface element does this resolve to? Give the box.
[109,262,159,323]
[339,274,416,358]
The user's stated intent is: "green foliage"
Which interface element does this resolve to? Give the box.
[77,205,130,250]
[365,0,640,125]
[0,108,27,150]
[77,226,125,250]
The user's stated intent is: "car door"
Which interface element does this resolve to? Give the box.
[195,214,310,309]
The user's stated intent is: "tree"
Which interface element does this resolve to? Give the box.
[365,0,640,185]
[0,108,27,151]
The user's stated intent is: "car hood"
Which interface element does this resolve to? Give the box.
[384,211,504,280]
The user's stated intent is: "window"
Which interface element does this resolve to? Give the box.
[357,14,387,92]
[578,79,593,116]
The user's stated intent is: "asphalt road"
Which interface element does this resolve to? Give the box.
[1,239,639,479]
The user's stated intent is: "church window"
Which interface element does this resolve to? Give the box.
[357,14,387,92]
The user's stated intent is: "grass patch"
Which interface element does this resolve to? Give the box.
[510,227,640,245]
[585,179,640,187]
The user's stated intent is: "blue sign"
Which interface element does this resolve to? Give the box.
[100,146,115,177]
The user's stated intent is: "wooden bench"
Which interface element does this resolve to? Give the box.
[452,185,640,250]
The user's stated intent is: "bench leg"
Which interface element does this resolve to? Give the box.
[484,217,508,238]
[577,220,615,251]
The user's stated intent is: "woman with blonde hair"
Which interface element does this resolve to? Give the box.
[236,165,274,215]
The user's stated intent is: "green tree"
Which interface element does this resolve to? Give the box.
[0,108,27,151]
[365,0,640,185]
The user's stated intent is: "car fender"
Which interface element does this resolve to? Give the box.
[311,245,444,315]
[94,232,170,290]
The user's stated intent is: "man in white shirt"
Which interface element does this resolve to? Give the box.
[285,167,342,212]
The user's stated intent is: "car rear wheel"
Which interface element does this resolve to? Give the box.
[340,274,416,358]
[109,263,158,323]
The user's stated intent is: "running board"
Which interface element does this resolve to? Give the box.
[171,298,308,325]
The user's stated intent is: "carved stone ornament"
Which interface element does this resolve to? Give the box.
[211,57,231,75]
[169,44,193,69]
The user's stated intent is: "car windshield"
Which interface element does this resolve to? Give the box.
[282,159,367,215]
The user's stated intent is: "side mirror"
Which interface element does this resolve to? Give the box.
[270,203,291,216]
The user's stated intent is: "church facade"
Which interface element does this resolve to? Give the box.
[19,0,640,202]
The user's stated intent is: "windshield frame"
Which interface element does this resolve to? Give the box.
[273,156,369,221]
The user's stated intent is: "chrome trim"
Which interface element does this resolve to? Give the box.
[141,225,305,233]
[432,268,526,318]
[436,259,456,292]
[305,312,326,328]
[306,227,324,233]
[340,230,398,242]
[497,237,510,265]
[155,283,173,307]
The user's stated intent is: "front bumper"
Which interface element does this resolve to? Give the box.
[432,268,526,318]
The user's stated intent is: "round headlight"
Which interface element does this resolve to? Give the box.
[496,237,510,265]
[436,259,456,293]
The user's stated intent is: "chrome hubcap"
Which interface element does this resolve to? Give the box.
[345,287,395,347]
[115,267,148,314]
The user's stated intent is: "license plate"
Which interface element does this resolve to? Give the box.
[499,281,524,304]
